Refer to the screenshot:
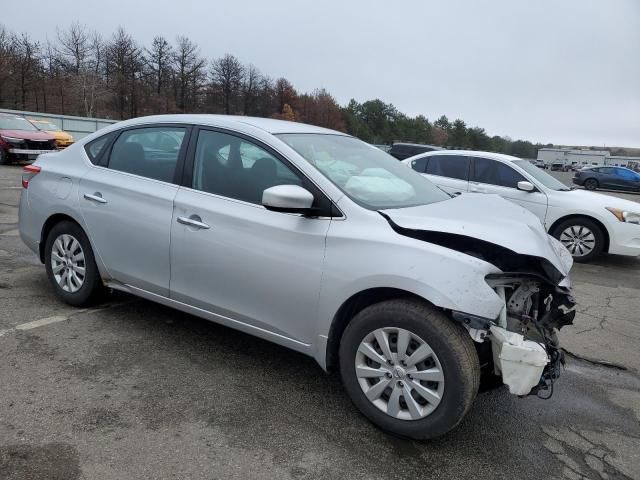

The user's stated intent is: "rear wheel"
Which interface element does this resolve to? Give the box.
[0,149,9,165]
[552,217,605,263]
[584,178,598,190]
[339,299,479,440]
[44,221,104,306]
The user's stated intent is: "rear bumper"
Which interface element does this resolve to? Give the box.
[18,189,40,257]
[571,177,584,186]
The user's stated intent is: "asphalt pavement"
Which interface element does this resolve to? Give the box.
[1,165,639,480]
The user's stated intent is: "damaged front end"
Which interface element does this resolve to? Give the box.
[482,275,575,397]
[452,274,576,397]
[379,203,577,398]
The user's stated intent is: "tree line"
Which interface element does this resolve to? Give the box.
[0,22,545,157]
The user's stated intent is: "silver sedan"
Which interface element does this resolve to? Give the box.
[19,115,576,439]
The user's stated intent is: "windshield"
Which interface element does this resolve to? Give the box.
[277,134,450,210]
[0,116,39,132]
[31,120,60,131]
[514,160,570,191]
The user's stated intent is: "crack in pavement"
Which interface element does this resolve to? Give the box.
[542,425,638,480]
[562,349,628,371]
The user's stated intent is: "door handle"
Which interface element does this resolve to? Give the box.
[177,215,210,230]
[83,192,107,204]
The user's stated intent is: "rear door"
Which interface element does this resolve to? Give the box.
[422,154,470,194]
[596,167,617,188]
[469,156,548,223]
[79,125,190,296]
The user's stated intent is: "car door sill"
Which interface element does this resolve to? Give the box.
[104,280,312,355]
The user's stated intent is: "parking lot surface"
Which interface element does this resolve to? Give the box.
[1,164,639,480]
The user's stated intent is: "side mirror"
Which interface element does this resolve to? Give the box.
[262,185,315,214]
[517,181,535,192]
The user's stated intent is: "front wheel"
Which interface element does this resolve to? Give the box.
[339,299,480,440]
[552,217,605,263]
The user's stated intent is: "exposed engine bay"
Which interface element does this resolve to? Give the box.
[457,275,576,398]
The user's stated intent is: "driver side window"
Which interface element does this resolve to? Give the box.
[191,130,303,205]
[472,157,526,188]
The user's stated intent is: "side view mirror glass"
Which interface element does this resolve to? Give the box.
[262,185,314,214]
[517,181,535,192]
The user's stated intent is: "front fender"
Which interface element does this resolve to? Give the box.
[313,218,505,367]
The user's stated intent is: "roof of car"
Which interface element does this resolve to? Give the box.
[403,149,522,163]
[108,114,346,136]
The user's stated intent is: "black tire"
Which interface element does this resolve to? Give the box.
[551,217,605,263]
[0,149,9,165]
[584,178,598,190]
[44,220,104,306]
[339,299,480,440]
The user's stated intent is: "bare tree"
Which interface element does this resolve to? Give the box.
[274,77,297,114]
[106,27,141,119]
[172,36,205,112]
[56,22,90,74]
[241,64,261,115]
[14,33,41,109]
[0,25,17,106]
[145,36,172,96]
[211,54,244,114]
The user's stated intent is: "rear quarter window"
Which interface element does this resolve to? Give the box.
[84,134,113,164]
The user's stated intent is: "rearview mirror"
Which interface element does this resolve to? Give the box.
[517,181,535,192]
[262,185,314,214]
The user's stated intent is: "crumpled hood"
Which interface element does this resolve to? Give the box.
[380,192,573,279]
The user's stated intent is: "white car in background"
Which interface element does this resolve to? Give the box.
[403,151,640,262]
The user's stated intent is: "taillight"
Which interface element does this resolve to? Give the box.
[22,165,41,188]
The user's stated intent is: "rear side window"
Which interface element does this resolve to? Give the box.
[84,134,112,164]
[425,155,470,180]
[107,127,186,182]
[472,157,525,188]
[410,157,428,173]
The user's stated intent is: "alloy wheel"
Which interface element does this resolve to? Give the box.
[51,234,86,293]
[559,225,596,257]
[355,327,445,420]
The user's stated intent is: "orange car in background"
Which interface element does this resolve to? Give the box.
[28,118,74,148]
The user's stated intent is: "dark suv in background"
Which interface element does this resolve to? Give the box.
[573,166,640,192]
[389,142,442,160]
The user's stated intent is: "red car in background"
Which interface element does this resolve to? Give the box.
[0,113,58,165]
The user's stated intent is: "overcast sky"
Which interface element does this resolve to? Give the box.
[17,0,640,147]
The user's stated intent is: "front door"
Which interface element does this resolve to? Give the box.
[169,128,331,344]
[469,156,548,224]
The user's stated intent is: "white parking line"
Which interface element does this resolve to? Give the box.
[0,301,133,338]
[14,315,69,331]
